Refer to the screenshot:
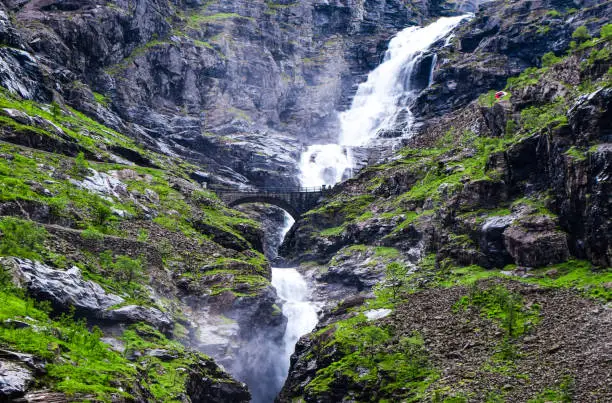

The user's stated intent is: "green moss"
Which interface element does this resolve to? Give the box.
[455,285,540,338]
[0,217,48,260]
[307,315,438,401]
[528,375,574,402]
[93,91,110,107]
[564,146,587,161]
[520,97,568,133]
[320,225,345,237]
[374,247,400,259]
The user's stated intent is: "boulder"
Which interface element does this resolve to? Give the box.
[2,258,172,332]
[480,215,515,268]
[4,258,124,313]
[503,216,570,267]
[0,360,33,399]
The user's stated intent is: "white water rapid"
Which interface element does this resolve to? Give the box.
[255,16,472,402]
[299,14,470,187]
[271,267,319,378]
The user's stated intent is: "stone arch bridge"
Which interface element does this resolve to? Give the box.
[212,186,329,220]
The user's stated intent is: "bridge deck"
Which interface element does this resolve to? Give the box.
[211,186,330,219]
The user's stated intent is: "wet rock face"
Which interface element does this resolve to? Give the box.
[503,215,570,267]
[0,360,33,399]
[184,355,251,403]
[0,0,456,187]
[413,0,612,124]
[3,257,173,333]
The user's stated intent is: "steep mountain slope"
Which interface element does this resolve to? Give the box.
[0,81,282,400]
[0,0,469,189]
[279,1,612,401]
[0,0,610,401]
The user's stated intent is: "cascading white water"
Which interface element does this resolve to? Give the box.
[271,267,319,378]
[299,15,470,188]
[256,16,472,401]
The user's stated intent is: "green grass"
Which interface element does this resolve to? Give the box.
[307,313,438,401]
[455,284,540,338]
[0,267,228,402]
[0,217,48,260]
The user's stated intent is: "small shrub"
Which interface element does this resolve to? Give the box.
[520,97,568,133]
[386,262,409,301]
[137,229,149,242]
[50,102,61,120]
[81,226,105,240]
[91,196,113,227]
[541,51,561,67]
[601,24,612,40]
[546,10,561,18]
[113,255,144,285]
[572,25,591,42]
[73,152,90,177]
[478,90,497,107]
[0,217,48,260]
[505,120,518,135]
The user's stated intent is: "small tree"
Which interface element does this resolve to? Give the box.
[73,152,90,177]
[91,196,112,227]
[541,51,560,67]
[114,255,143,285]
[50,102,61,120]
[601,24,612,40]
[385,262,408,302]
[572,25,591,42]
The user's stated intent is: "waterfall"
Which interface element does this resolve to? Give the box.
[428,53,439,88]
[271,267,319,380]
[299,14,471,187]
[249,15,472,402]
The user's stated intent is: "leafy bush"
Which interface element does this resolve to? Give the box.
[0,217,48,260]
[520,97,568,133]
[545,10,561,18]
[478,90,498,107]
[601,24,612,40]
[385,261,409,301]
[572,25,591,42]
[72,151,90,177]
[91,195,113,226]
[99,251,144,285]
[541,51,561,67]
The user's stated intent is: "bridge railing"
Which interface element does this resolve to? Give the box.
[210,185,330,193]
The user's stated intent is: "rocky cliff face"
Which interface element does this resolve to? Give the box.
[279,0,612,401]
[0,0,610,401]
[0,0,470,190]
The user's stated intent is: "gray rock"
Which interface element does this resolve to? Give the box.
[145,348,179,361]
[2,258,172,332]
[0,360,33,398]
[3,257,125,313]
[503,216,570,267]
[480,215,515,268]
[104,305,173,335]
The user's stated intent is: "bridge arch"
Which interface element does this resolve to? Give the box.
[227,196,301,221]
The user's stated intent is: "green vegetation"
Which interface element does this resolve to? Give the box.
[0,217,48,260]
[0,269,225,401]
[385,261,409,301]
[455,285,540,339]
[572,25,591,42]
[520,97,568,133]
[601,24,612,40]
[307,313,437,401]
[541,51,561,67]
[529,375,574,402]
[478,90,510,107]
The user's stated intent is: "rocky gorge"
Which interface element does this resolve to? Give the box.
[0,0,610,402]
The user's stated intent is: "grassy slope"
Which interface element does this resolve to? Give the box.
[0,82,266,399]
